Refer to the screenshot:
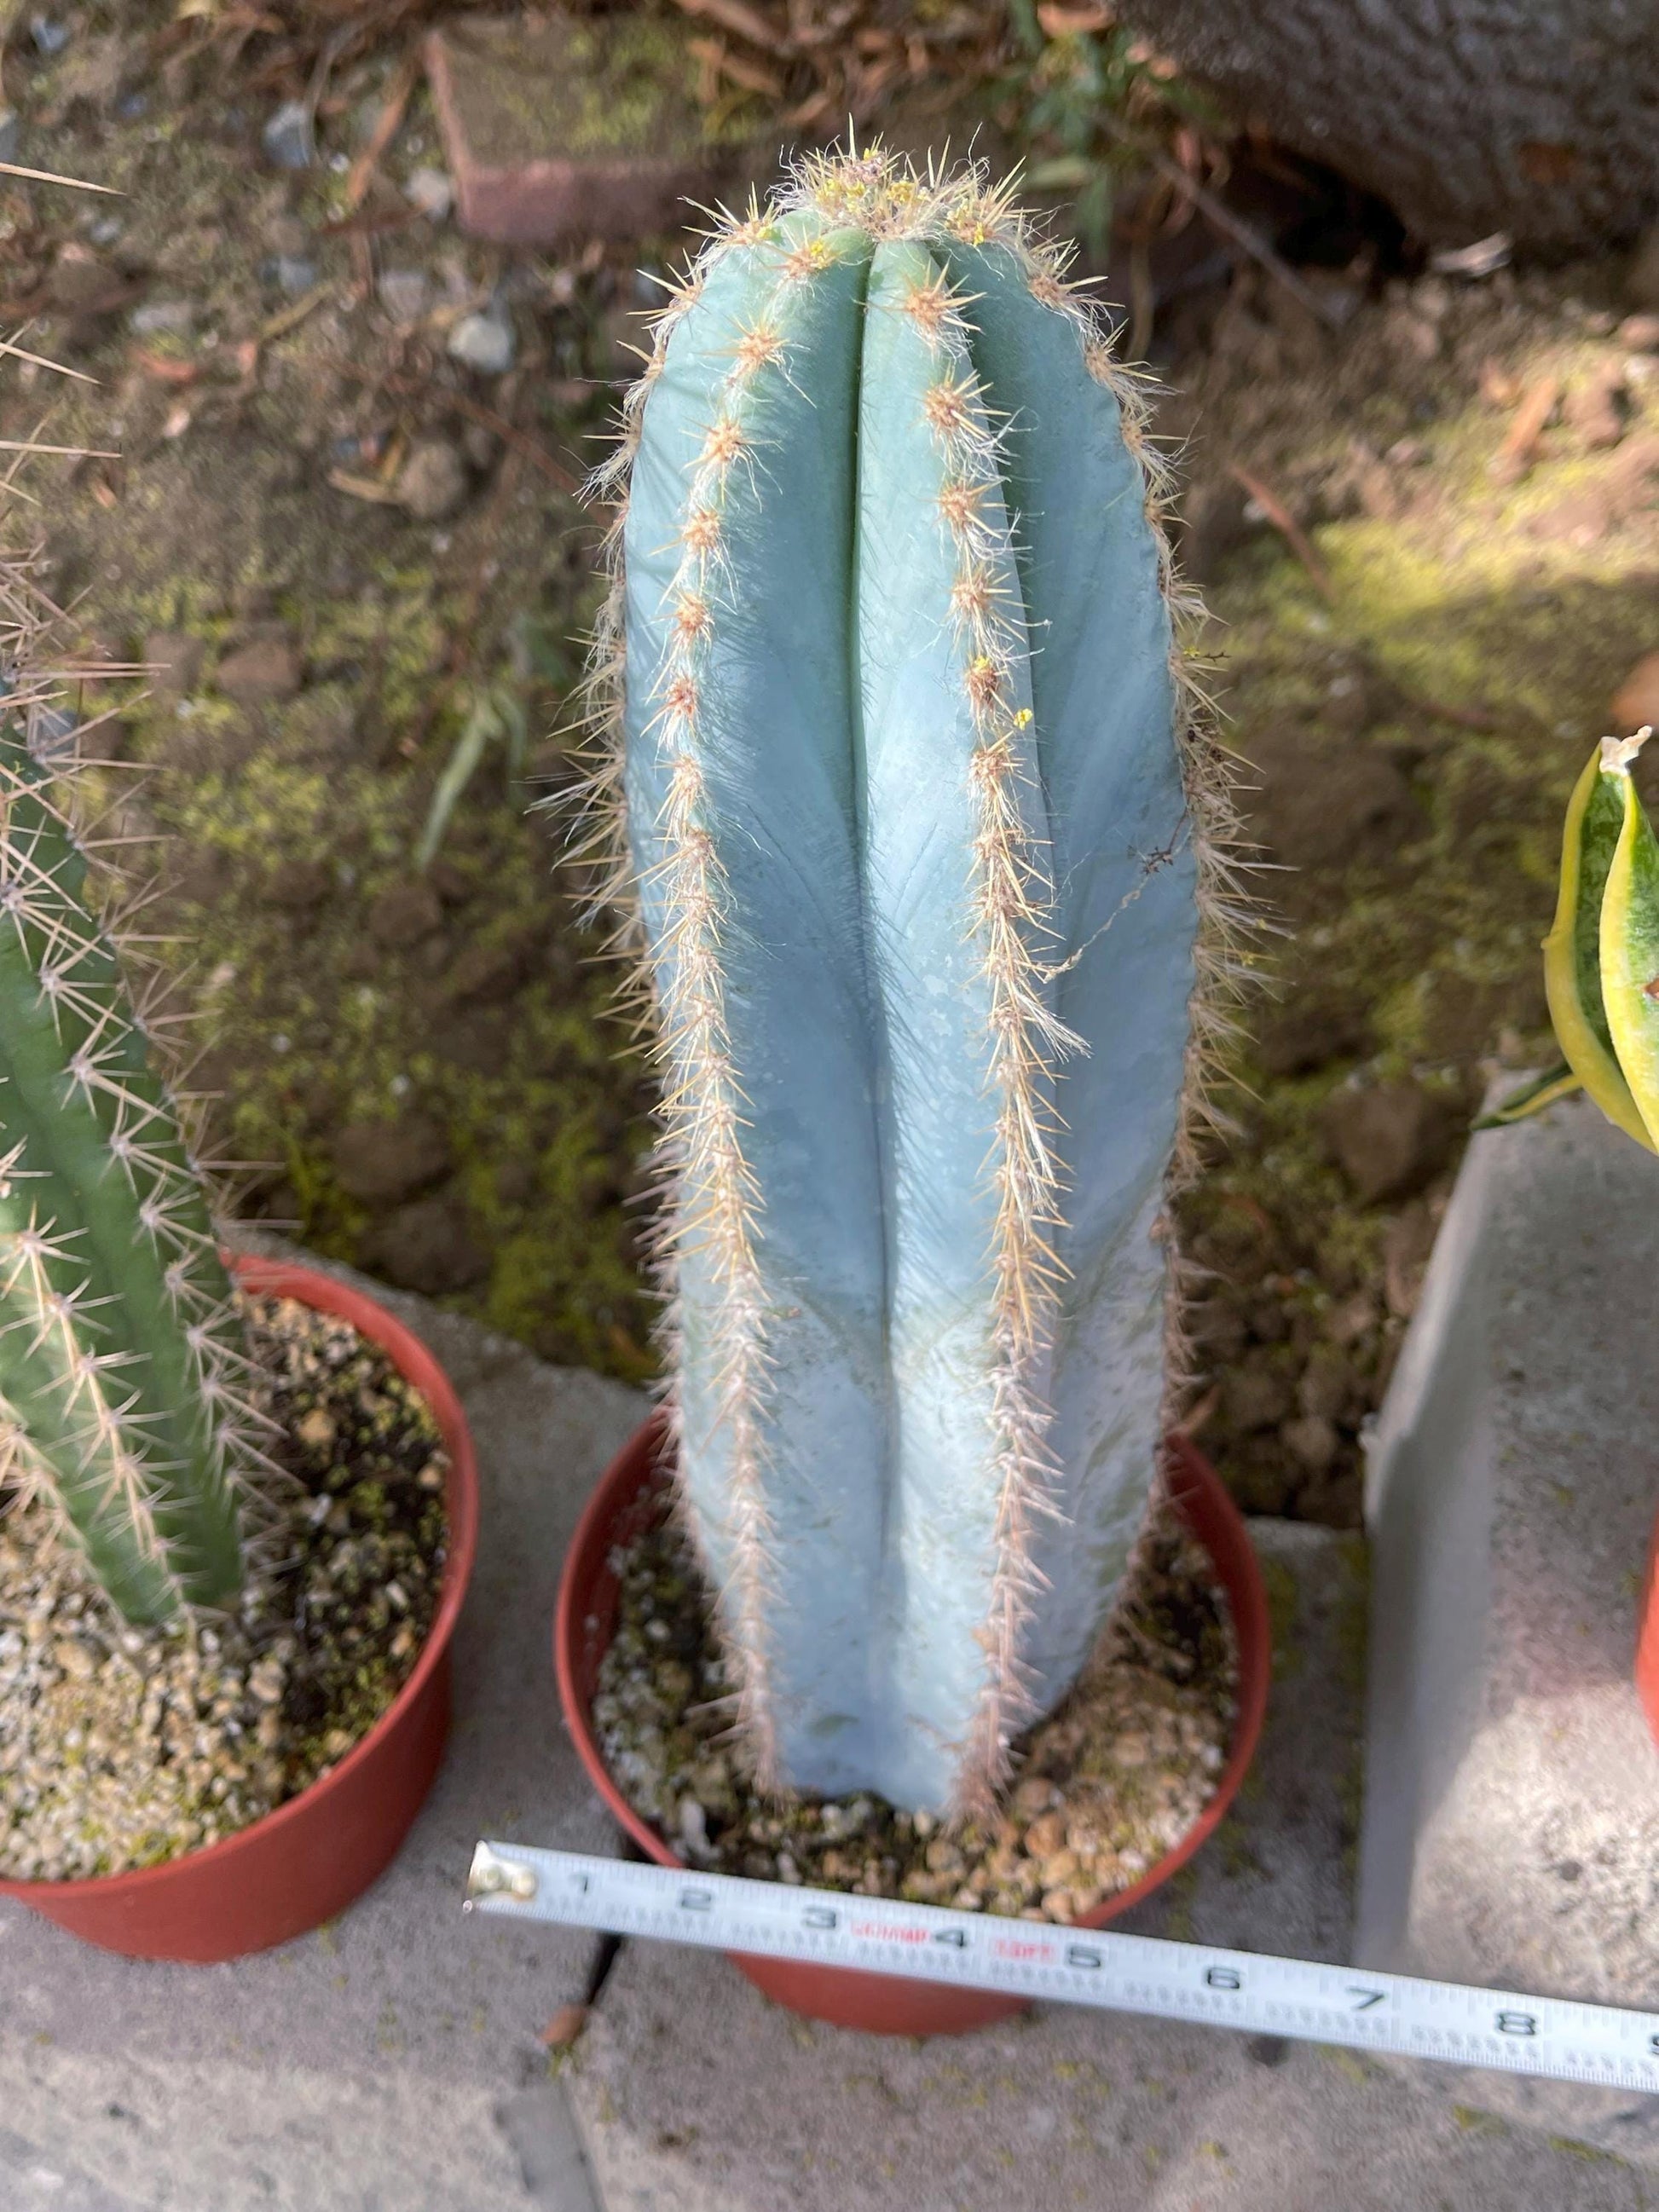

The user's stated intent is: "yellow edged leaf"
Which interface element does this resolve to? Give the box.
[1598,729,1659,1149]
[1542,739,1656,1150]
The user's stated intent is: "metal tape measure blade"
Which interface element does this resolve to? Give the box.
[465,1841,1659,2092]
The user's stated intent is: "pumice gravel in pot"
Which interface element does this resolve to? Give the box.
[0,587,476,1958]
[554,146,1265,2031]
[559,1419,1269,2036]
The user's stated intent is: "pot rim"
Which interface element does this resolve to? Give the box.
[557,1412,1270,1932]
[0,1252,479,1903]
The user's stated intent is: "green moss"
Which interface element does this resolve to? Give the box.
[441,15,757,168]
[1259,1556,1301,1678]
[1159,1862,1198,1941]
[1332,1537,1370,1700]
[1319,2045,1376,2084]
[1548,2136,1623,2164]
[1453,2104,1506,2134]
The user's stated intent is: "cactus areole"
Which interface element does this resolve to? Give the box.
[0,720,259,1627]
[591,153,1228,1817]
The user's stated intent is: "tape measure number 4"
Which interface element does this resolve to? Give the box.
[465,1842,1659,2093]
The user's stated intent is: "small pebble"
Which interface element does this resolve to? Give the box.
[0,1296,448,1881]
[130,300,194,337]
[593,1503,1235,1926]
[447,307,516,376]
[396,438,468,523]
[262,254,318,297]
[379,269,429,326]
[263,100,315,171]
[1024,1810,1067,1858]
[298,1406,337,1453]
[405,167,454,221]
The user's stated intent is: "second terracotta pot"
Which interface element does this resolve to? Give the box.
[0,1255,479,1962]
[557,1414,1269,2036]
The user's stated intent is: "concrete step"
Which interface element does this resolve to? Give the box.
[1358,1093,1659,2160]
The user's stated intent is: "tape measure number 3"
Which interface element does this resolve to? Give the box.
[465,1842,1659,2092]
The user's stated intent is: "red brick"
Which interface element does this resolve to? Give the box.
[425,16,737,247]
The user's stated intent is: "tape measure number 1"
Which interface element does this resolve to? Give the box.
[465,1842,1659,2092]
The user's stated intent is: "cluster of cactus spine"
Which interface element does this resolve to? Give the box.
[581,149,1240,1817]
[0,574,263,1626]
[1544,724,1659,1147]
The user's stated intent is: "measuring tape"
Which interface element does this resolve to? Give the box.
[465,1840,1659,2090]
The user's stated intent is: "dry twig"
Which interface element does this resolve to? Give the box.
[325,352,581,496]
[666,0,793,55]
[1227,461,1335,602]
[1093,107,1347,332]
[344,46,423,215]
[1489,372,1559,486]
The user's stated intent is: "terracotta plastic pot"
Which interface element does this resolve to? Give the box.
[558,1414,1270,2036]
[0,1254,479,1962]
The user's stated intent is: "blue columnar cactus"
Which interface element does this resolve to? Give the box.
[0,638,260,1626]
[585,152,1232,1816]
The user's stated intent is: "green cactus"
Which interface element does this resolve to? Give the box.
[0,665,259,1626]
[581,149,1234,1817]
[1544,725,1659,1150]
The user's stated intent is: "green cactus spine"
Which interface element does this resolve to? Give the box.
[582,150,1236,1816]
[0,661,260,1626]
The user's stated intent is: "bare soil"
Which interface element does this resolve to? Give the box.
[8,6,1656,1528]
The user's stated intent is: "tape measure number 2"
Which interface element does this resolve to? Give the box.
[465,1842,1659,2093]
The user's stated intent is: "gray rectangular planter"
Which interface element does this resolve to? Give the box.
[1357,1091,1659,2156]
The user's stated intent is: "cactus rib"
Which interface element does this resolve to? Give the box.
[0,627,263,1624]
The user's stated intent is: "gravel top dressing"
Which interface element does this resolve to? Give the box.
[595,1497,1238,1923]
[0,1292,448,1882]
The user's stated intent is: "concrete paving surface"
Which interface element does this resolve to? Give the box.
[1359,1095,1659,2160]
[1,1240,1654,2209]
[565,1519,1657,2212]
[0,1243,639,2212]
